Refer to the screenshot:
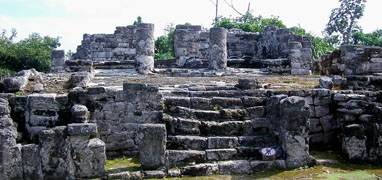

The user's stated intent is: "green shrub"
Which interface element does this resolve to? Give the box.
[0,30,60,73]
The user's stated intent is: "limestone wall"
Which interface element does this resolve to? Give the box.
[70,23,155,73]
[72,26,138,61]
[68,84,164,156]
[174,25,210,68]
[173,25,312,74]
[0,97,106,180]
[317,45,382,76]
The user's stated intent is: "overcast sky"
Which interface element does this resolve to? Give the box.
[1,0,381,52]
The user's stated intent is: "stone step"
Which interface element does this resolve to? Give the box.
[164,116,202,135]
[165,97,249,111]
[164,115,271,136]
[206,149,238,161]
[167,135,278,151]
[168,150,206,167]
[161,88,266,99]
[173,106,251,121]
[167,135,207,150]
[180,160,287,176]
[200,121,244,136]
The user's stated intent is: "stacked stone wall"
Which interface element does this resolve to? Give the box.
[173,25,312,74]
[67,84,164,156]
[317,46,382,76]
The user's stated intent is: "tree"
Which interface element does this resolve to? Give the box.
[154,24,175,60]
[325,0,367,45]
[133,16,143,25]
[214,13,286,33]
[0,29,60,76]
[352,29,382,47]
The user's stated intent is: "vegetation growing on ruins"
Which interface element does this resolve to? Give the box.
[0,29,60,77]
[155,24,175,60]
[214,15,286,33]
[325,0,367,45]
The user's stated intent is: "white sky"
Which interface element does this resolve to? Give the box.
[0,0,381,52]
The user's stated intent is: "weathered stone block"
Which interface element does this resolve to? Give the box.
[181,163,219,176]
[208,137,239,149]
[218,160,252,175]
[22,144,42,180]
[280,96,310,131]
[237,78,258,90]
[168,150,206,167]
[206,149,237,161]
[167,135,207,150]
[67,123,97,136]
[137,124,166,170]
[71,104,89,123]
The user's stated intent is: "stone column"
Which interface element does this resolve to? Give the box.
[136,23,155,74]
[209,27,228,71]
[51,50,66,72]
[138,124,166,170]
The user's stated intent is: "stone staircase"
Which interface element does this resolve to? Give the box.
[162,85,283,169]
[93,60,136,69]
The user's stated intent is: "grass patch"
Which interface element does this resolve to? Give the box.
[318,170,377,180]
[106,156,140,174]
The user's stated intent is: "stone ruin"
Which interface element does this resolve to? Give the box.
[0,22,382,180]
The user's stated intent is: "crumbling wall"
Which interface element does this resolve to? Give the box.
[259,26,312,75]
[70,23,155,73]
[174,25,210,68]
[317,46,382,76]
[72,26,138,61]
[173,25,312,74]
[68,84,164,157]
[0,95,106,180]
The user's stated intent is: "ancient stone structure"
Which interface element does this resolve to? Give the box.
[51,50,66,72]
[209,28,228,71]
[173,25,312,75]
[0,97,106,180]
[69,23,155,74]
[1,20,382,179]
[316,45,382,76]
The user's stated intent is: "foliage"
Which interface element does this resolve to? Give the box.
[352,29,382,47]
[133,16,143,25]
[214,14,286,33]
[0,29,60,76]
[154,24,176,60]
[66,49,73,59]
[290,26,336,60]
[325,0,367,45]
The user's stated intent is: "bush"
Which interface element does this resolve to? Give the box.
[155,25,175,60]
[214,14,286,33]
[0,31,60,75]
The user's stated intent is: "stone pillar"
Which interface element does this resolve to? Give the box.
[209,27,227,71]
[39,126,74,180]
[22,144,42,180]
[0,98,23,179]
[51,50,66,72]
[68,123,106,179]
[138,124,166,170]
[279,96,314,169]
[136,23,155,74]
[71,104,89,123]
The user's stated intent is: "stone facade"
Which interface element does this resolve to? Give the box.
[174,25,312,74]
[70,23,155,74]
[0,95,106,180]
[174,25,210,68]
[51,50,66,72]
[316,45,382,76]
